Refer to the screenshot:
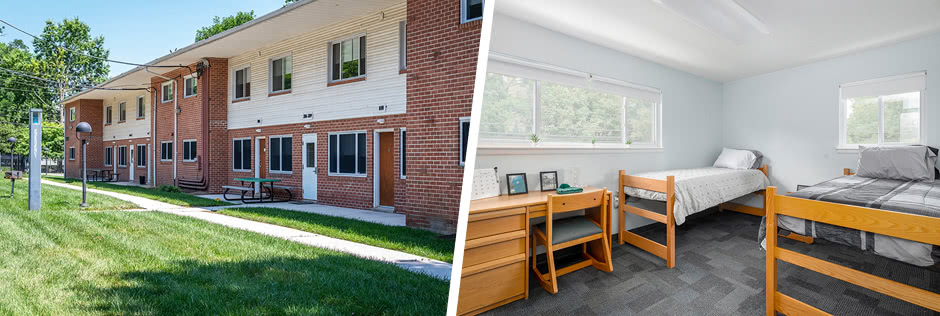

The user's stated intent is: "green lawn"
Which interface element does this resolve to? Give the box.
[0,183,448,315]
[42,176,230,207]
[216,207,456,263]
[0,178,136,211]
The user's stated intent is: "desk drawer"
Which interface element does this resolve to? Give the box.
[458,258,526,315]
[466,207,526,240]
[463,232,526,268]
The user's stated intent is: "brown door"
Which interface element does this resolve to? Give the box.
[259,138,267,178]
[379,132,395,206]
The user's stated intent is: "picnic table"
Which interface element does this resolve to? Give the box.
[222,178,293,204]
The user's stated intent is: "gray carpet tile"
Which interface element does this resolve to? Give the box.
[484,210,939,316]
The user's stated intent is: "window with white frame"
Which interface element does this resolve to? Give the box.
[328,132,366,176]
[160,141,173,161]
[270,55,292,93]
[105,106,113,124]
[161,81,174,103]
[233,66,251,100]
[118,146,127,167]
[480,58,661,149]
[330,35,366,82]
[136,96,145,119]
[461,0,484,23]
[400,129,406,178]
[136,144,147,167]
[104,146,113,166]
[399,21,407,71]
[839,72,926,148]
[182,140,197,162]
[184,75,197,98]
[460,118,470,166]
[69,107,75,121]
[269,136,293,173]
[118,102,126,122]
[69,147,75,160]
[233,138,252,172]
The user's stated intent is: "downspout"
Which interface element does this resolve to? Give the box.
[151,92,156,187]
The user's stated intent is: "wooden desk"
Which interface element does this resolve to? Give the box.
[457,187,613,316]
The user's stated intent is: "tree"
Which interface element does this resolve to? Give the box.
[195,11,255,42]
[0,40,53,124]
[32,18,110,122]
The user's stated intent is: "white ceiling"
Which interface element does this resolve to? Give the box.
[497,0,940,82]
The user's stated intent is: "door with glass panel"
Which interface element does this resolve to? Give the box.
[302,133,317,200]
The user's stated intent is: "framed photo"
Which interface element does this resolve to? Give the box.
[506,173,528,195]
[540,171,558,191]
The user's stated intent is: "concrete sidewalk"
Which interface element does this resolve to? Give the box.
[42,180,452,280]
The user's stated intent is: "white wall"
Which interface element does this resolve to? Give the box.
[102,90,152,141]
[723,32,940,193]
[475,14,725,231]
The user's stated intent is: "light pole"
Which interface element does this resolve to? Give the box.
[7,137,16,198]
[75,122,92,208]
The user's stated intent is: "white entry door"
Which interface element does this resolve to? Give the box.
[128,146,134,181]
[302,133,317,200]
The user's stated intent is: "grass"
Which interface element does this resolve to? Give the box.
[42,175,230,207]
[216,207,456,263]
[0,178,136,211]
[0,183,448,315]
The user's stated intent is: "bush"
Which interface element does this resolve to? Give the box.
[158,185,181,193]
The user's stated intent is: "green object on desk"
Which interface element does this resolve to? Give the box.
[556,184,583,194]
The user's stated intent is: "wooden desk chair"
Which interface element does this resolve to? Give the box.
[531,188,612,294]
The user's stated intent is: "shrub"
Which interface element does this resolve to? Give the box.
[158,185,181,193]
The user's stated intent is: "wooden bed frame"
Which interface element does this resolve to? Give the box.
[617,165,769,268]
[765,184,940,315]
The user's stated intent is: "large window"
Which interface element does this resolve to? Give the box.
[480,59,661,149]
[839,72,926,148]
[105,106,113,125]
[184,75,197,98]
[118,146,127,167]
[161,81,174,103]
[136,96,145,119]
[328,132,366,176]
[269,136,293,173]
[118,102,126,122]
[104,146,113,166]
[461,0,484,23]
[233,66,251,100]
[160,141,173,161]
[330,36,366,82]
[270,55,292,93]
[233,138,252,172]
[182,140,197,162]
[136,144,146,167]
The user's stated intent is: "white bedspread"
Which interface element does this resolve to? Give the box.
[622,167,769,225]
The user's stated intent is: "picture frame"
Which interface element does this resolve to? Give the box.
[540,171,558,191]
[506,173,528,195]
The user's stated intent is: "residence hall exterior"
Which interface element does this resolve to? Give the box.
[63,0,483,233]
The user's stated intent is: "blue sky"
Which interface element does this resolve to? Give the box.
[1,1,285,77]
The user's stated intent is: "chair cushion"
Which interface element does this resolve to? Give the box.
[535,217,603,245]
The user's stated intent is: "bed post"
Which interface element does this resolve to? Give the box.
[618,170,626,246]
[844,168,854,176]
[765,186,778,316]
[666,175,676,269]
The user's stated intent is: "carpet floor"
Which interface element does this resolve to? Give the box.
[485,210,939,315]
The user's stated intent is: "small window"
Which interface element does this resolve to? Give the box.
[69,107,76,122]
[461,0,484,23]
[161,81,174,103]
[184,75,197,98]
[136,96,145,119]
[234,66,251,100]
[328,132,366,176]
[136,144,147,167]
[118,146,127,167]
[69,147,75,160]
[182,140,197,162]
[104,147,113,166]
[118,102,126,122]
[399,21,407,71]
[459,118,470,166]
[233,138,252,171]
[839,72,926,148]
[270,55,292,93]
[330,36,366,82]
[105,106,113,124]
[160,141,173,161]
[400,129,406,178]
[269,136,293,173]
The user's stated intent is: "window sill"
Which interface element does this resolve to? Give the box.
[104,123,112,126]
[118,121,126,124]
[161,100,172,104]
[183,159,197,163]
[232,169,252,173]
[232,98,251,104]
[460,18,483,27]
[399,69,408,75]
[184,94,197,99]
[268,90,291,97]
[269,171,293,175]
[136,117,145,120]
[329,173,367,178]
[477,144,665,155]
[327,77,366,87]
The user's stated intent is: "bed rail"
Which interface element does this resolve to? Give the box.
[765,186,940,315]
[618,170,676,268]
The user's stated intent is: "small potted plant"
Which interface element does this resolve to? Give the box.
[529,133,541,147]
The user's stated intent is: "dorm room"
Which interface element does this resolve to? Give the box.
[457,0,939,315]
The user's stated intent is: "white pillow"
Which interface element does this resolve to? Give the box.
[713,148,757,170]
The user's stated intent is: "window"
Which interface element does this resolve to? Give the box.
[234,66,251,100]
[182,140,197,162]
[160,141,173,161]
[136,144,146,167]
[399,21,407,71]
[839,72,926,148]
[161,81,174,103]
[460,118,470,166]
[118,102,126,122]
[269,136,293,173]
[118,146,127,167]
[330,36,366,82]
[69,107,75,122]
[104,147,113,166]
[69,147,75,160]
[400,129,406,178]
[184,75,197,98]
[105,106,113,125]
[233,138,252,171]
[461,0,484,23]
[136,96,145,119]
[328,132,366,176]
[270,55,292,93]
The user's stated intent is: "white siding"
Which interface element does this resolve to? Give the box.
[103,90,152,141]
[227,2,407,130]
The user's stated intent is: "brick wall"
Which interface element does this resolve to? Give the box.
[404,0,482,233]
[101,137,151,182]
[64,99,104,179]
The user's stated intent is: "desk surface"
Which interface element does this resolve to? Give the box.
[469,187,606,214]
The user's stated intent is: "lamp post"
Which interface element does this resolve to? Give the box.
[75,122,92,207]
[7,137,15,198]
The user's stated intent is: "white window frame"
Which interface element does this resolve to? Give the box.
[269,53,292,94]
[461,0,484,24]
[136,144,147,168]
[459,117,470,166]
[837,72,927,151]
[328,131,368,177]
[182,139,197,162]
[232,137,252,172]
[232,65,251,101]
[400,128,406,179]
[268,135,294,174]
[136,95,146,119]
[183,74,197,98]
[118,102,126,122]
[117,145,127,167]
[105,106,113,125]
[161,81,174,103]
[328,34,367,83]
[104,146,113,166]
[160,141,173,161]
[68,147,75,160]
[69,107,75,122]
[399,21,407,71]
